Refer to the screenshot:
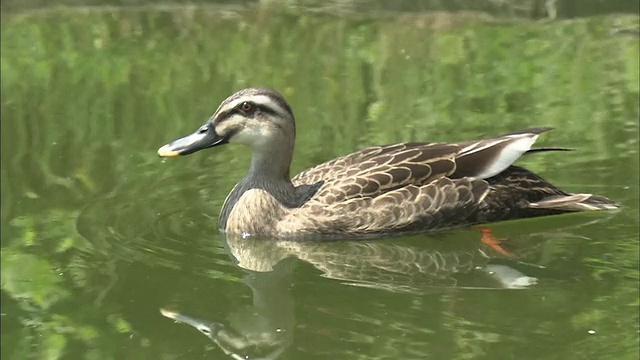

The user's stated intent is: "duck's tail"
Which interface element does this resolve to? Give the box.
[528,193,620,212]
[520,146,619,211]
[525,146,574,154]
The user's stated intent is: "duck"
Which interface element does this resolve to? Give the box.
[157,87,619,239]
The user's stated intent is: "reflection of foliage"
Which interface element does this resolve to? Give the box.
[8,210,88,251]
[2,249,70,310]
[2,1,640,20]
[3,210,87,312]
[0,5,638,360]
[1,210,136,359]
[569,237,639,360]
[2,7,637,200]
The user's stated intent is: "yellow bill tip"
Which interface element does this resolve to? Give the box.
[157,144,180,157]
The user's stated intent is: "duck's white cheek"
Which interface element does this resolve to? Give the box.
[230,127,274,147]
[230,128,258,145]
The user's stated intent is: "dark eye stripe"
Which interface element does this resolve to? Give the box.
[215,108,234,122]
[231,103,278,116]
[214,102,281,123]
[255,104,279,116]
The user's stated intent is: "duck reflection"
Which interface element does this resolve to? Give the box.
[222,230,544,292]
[160,225,578,359]
[161,259,295,360]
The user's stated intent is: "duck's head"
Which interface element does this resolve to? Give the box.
[158,87,295,157]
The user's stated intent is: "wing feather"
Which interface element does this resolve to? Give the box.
[293,143,460,202]
[284,128,557,234]
[280,177,489,235]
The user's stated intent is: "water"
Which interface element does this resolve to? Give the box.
[1,4,638,360]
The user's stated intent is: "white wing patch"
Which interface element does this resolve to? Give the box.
[461,134,539,179]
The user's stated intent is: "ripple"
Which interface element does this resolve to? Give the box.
[75,163,236,274]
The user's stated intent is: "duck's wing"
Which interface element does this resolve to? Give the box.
[280,176,490,235]
[292,142,454,186]
[282,128,617,235]
[293,142,461,203]
[292,127,554,203]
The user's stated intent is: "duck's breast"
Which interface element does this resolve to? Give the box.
[225,189,286,237]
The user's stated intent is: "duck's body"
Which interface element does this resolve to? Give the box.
[158,87,618,239]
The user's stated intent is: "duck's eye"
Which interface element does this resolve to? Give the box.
[240,102,253,113]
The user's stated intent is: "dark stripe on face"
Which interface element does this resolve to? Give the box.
[214,102,281,123]
[255,104,279,116]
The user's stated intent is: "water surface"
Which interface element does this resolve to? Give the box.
[1,5,639,360]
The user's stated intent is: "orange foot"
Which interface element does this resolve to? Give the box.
[473,226,516,258]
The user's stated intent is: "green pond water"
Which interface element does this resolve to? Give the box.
[1,4,639,360]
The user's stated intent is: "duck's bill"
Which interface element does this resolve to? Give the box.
[157,124,227,157]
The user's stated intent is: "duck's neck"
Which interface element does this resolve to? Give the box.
[248,143,294,186]
[219,141,297,232]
